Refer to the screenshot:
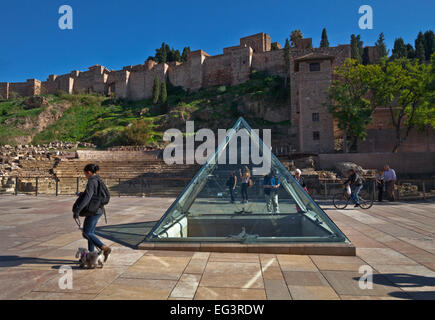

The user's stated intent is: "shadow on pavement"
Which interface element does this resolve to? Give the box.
[0,255,78,269]
[354,273,435,300]
[95,221,158,249]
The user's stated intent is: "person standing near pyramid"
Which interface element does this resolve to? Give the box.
[263,170,281,214]
[226,171,237,203]
[239,166,251,203]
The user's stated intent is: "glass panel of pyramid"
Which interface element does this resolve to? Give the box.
[146,117,349,244]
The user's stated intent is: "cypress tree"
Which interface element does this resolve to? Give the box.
[423,30,435,61]
[283,38,291,86]
[406,44,415,59]
[160,81,167,105]
[350,34,362,63]
[181,47,191,62]
[152,77,160,104]
[320,28,329,48]
[174,49,182,62]
[155,43,168,63]
[362,47,370,65]
[415,32,426,62]
[391,38,408,60]
[290,30,303,47]
[375,33,388,59]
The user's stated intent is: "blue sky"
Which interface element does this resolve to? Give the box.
[1,0,434,82]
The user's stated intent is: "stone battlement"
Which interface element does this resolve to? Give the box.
[0,32,354,102]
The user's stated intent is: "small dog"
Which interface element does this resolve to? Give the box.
[75,247,104,269]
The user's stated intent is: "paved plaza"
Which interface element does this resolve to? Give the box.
[0,195,434,300]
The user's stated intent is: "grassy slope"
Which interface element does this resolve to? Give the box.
[0,71,289,148]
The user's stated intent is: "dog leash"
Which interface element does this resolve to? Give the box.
[74,217,81,229]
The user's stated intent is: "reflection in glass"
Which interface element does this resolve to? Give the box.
[146,118,348,244]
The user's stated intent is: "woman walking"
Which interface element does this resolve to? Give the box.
[73,164,112,262]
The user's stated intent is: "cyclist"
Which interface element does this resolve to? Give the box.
[343,169,363,208]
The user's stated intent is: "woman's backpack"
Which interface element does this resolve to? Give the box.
[81,177,110,216]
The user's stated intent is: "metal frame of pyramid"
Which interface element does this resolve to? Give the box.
[144,117,349,245]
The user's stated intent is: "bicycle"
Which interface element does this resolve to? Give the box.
[332,184,374,209]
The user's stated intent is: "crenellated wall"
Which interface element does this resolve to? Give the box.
[1,32,431,155]
[1,33,352,103]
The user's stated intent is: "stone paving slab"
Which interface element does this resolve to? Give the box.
[0,195,434,300]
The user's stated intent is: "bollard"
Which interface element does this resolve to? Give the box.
[56,179,59,196]
[35,177,38,197]
[324,181,327,199]
[372,179,376,200]
[76,177,79,194]
[15,177,18,196]
[422,181,426,200]
[118,178,121,197]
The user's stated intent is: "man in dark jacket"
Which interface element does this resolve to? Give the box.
[343,169,363,207]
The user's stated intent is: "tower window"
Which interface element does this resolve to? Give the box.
[313,131,320,140]
[309,63,321,72]
[312,113,319,121]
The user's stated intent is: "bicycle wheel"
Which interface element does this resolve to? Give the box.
[359,191,374,209]
[333,192,349,209]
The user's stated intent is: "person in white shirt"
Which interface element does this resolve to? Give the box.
[383,164,397,201]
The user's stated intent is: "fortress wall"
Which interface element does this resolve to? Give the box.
[26,79,41,96]
[9,82,28,97]
[240,33,271,53]
[229,46,253,85]
[59,76,74,94]
[71,66,107,94]
[203,54,232,87]
[128,63,168,100]
[41,80,58,95]
[72,70,96,93]
[0,82,9,99]
[358,127,435,153]
[168,61,191,89]
[189,51,208,90]
[252,49,286,77]
[92,72,109,95]
[107,70,130,99]
[144,63,168,99]
[128,70,146,100]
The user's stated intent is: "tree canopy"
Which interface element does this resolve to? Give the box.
[290,30,303,47]
[328,57,433,152]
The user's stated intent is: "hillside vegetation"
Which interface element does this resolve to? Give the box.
[0,71,290,148]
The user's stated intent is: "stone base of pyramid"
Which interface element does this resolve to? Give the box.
[137,241,356,256]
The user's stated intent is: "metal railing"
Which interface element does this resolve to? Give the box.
[0,176,189,197]
[1,176,434,201]
[312,178,435,201]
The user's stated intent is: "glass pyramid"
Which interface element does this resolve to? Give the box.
[145,117,348,244]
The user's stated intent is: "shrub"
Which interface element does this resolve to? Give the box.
[119,119,153,146]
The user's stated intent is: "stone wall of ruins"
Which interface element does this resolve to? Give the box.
[1,33,338,101]
[3,32,432,155]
